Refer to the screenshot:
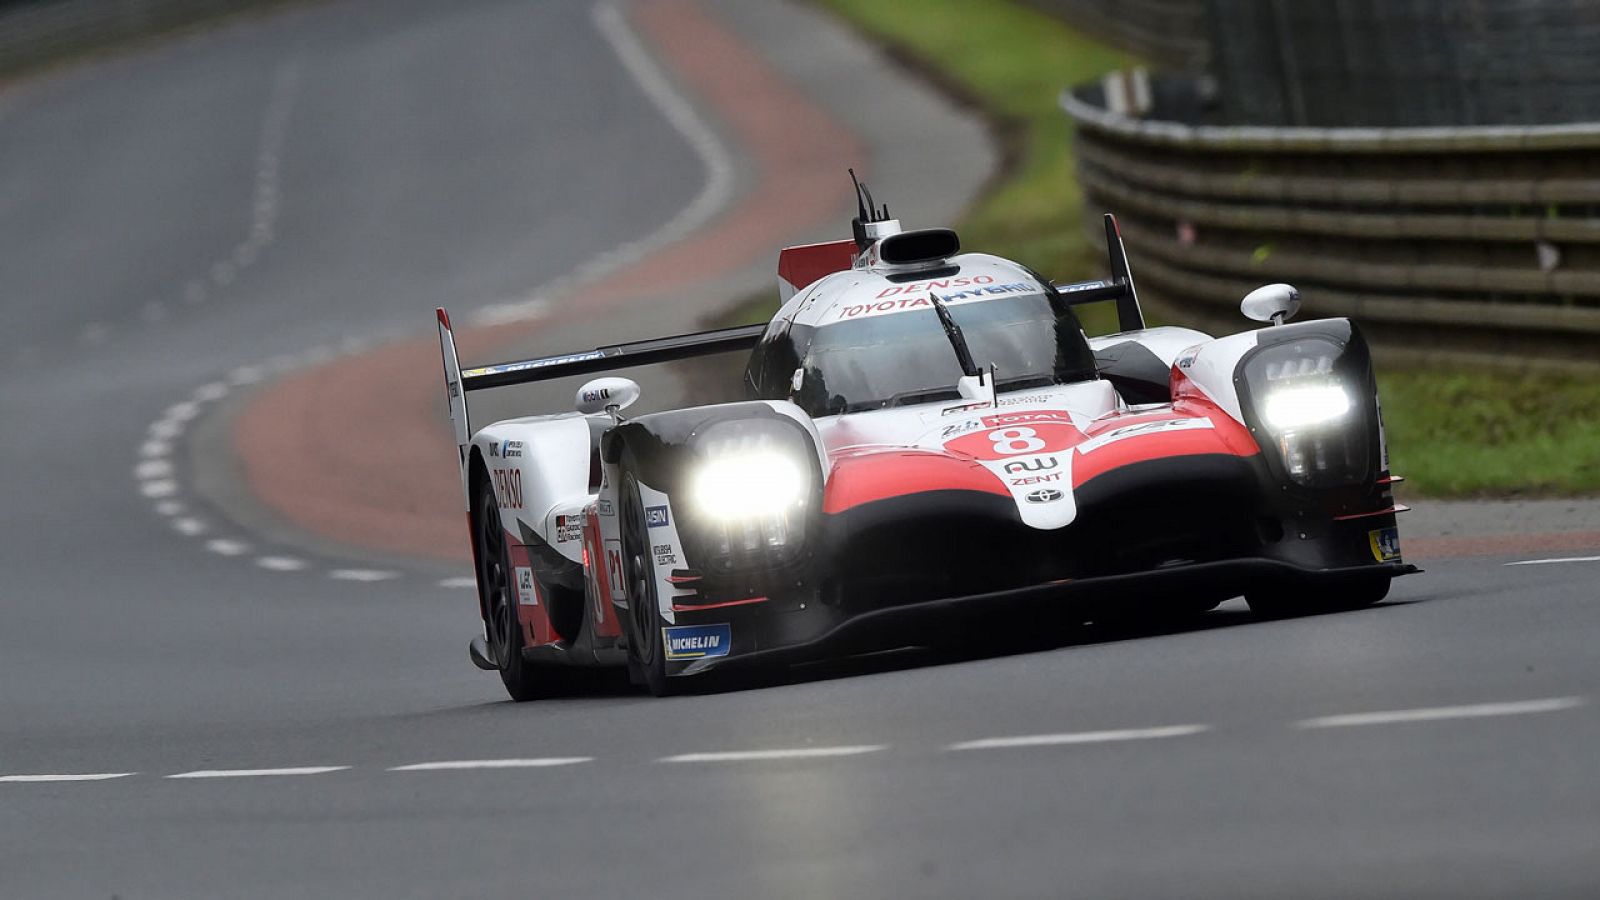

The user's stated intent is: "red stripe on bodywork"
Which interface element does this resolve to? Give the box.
[671,596,769,613]
[824,449,1008,514]
[1070,396,1259,488]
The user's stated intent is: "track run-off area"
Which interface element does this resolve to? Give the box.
[3,1,1599,897]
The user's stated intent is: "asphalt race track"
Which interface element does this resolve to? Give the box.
[3,2,1599,897]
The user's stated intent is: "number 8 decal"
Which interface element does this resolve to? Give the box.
[990,427,1047,456]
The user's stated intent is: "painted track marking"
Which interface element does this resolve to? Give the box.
[167,766,350,779]
[1504,555,1600,567]
[389,758,593,772]
[1,773,134,783]
[950,725,1210,752]
[1296,697,1586,729]
[662,745,885,763]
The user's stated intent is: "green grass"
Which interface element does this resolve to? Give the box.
[781,0,1600,496]
[1377,368,1600,495]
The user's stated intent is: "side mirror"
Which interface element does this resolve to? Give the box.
[575,377,640,415]
[1240,283,1301,325]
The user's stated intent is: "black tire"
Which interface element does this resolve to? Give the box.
[473,475,544,701]
[618,465,676,697]
[1246,576,1390,620]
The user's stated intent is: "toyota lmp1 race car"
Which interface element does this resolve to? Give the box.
[435,179,1417,699]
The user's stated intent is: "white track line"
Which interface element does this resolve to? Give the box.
[1296,697,1586,730]
[329,569,398,582]
[389,758,592,772]
[950,724,1211,752]
[167,766,348,779]
[1504,556,1600,567]
[662,745,885,763]
[205,539,250,557]
[255,556,307,572]
[1,773,134,783]
[438,577,478,589]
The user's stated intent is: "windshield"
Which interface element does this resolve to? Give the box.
[794,290,1096,416]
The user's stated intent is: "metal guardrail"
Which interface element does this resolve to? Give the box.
[1062,76,1600,368]
[0,0,294,80]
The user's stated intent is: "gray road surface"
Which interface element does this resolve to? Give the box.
[2,1,1597,898]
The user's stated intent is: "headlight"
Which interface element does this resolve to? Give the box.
[1241,335,1372,488]
[1261,383,1351,430]
[690,451,805,520]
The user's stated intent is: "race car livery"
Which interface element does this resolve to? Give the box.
[436,179,1416,699]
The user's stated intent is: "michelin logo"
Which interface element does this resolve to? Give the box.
[663,623,732,660]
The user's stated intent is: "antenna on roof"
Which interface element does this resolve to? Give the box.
[849,168,871,251]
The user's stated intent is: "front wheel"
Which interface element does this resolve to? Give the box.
[1246,576,1390,620]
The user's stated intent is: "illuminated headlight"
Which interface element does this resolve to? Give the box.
[690,451,805,520]
[1242,337,1371,488]
[1262,384,1351,430]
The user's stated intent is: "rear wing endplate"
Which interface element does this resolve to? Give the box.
[1052,213,1145,333]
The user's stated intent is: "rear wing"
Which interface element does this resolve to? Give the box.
[434,308,764,471]
[1052,213,1145,333]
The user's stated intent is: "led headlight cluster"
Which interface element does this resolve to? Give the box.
[1243,338,1369,488]
[688,422,813,570]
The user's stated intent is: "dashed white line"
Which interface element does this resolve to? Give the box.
[329,569,398,583]
[135,459,173,480]
[1504,556,1600,567]
[139,479,178,498]
[140,439,171,459]
[163,401,201,422]
[439,577,478,590]
[390,758,593,772]
[148,419,184,440]
[205,539,250,557]
[228,365,262,386]
[255,556,307,572]
[154,500,185,516]
[950,725,1211,752]
[193,381,230,402]
[662,745,886,763]
[167,766,348,779]
[1,773,134,783]
[172,518,209,537]
[1296,697,1586,730]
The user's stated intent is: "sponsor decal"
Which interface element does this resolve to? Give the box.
[941,401,987,417]
[1010,472,1061,486]
[604,538,626,601]
[515,567,537,605]
[597,498,615,517]
[555,514,582,544]
[941,420,983,438]
[980,410,1073,428]
[1058,279,1110,293]
[1369,526,1401,562]
[653,543,677,567]
[1003,457,1059,475]
[663,623,732,660]
[946,421,1079,461]
[875,275,994,299]
[447,381,460,399]
[1025,488,1063,504]
[835,281,1033,321]
[645,505,670,528]
[491,468,522,508]
[462,350,606,378]
[500,440,523,459]
[582,387,611,404]
[1176,355,1195,370]
[1076,417,1214,455]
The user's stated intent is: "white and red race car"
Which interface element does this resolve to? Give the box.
[436,179,1416,699]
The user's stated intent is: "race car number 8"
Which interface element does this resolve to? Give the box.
[990,427,1046,455]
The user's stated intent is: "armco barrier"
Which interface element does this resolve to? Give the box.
[1062,77,1600,369]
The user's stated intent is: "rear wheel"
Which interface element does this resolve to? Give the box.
[1246,576,1390,619]
[618,465,676,697]
[474,476,543,701]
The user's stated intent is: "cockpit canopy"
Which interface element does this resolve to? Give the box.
[746,271,1098,418]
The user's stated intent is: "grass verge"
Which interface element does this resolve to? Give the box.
[801,0,1600,496]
